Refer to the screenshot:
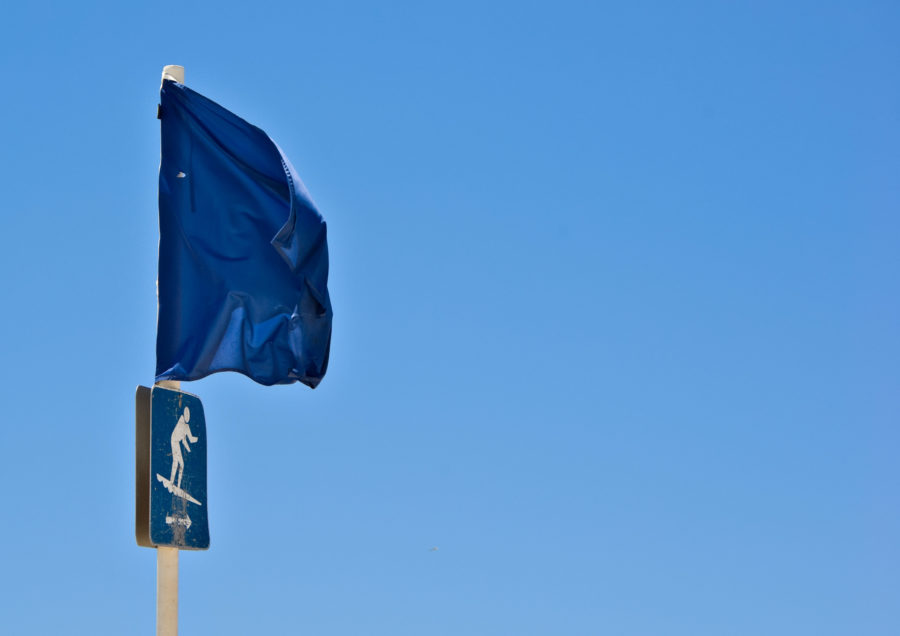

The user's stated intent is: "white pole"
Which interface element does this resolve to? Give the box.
[157,544,178,636]
[155,377,182,635]
[155,63,185,636]
[161,65,185,86]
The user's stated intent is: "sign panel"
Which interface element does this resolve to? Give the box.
[136,385,209,550]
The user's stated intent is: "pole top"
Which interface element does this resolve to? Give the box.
[161,65,185,86]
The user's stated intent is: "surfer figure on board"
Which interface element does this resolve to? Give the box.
[169,406,198,489]
[155,404,202,506]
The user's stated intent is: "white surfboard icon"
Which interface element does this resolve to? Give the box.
[156,473,202,506]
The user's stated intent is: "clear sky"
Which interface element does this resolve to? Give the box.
[0,1,898,634]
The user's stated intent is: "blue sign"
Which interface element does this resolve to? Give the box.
[148,386,209,549]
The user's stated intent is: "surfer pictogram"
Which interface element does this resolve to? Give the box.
[155,406,202,506]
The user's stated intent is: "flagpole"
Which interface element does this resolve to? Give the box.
[156,378,182,636]
[156,63,185,636]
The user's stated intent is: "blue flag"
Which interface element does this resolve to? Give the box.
[155,80,332,388]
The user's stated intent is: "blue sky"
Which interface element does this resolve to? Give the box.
[1,1,898,634]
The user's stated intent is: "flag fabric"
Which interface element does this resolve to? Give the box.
[155,80,332,388]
